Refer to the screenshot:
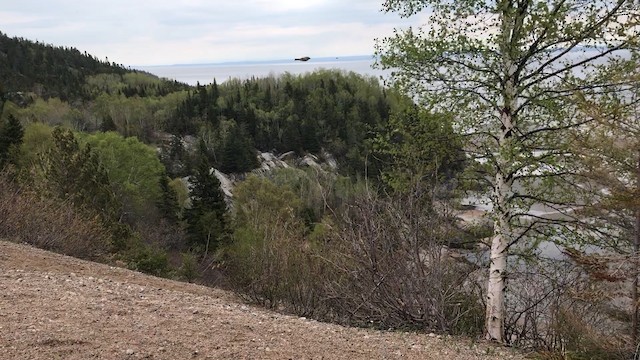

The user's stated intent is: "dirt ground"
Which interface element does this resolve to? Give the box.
[0,240,527,359]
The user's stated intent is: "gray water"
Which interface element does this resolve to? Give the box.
[137,56,390,86]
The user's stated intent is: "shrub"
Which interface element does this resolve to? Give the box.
[122,239,170,277]
[179,251,200,283]
[223,173,482,334]
[322,191,483,334]
[0,171,110,259]
[224,175,333,317]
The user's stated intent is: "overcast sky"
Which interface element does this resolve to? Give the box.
[0,0,424,66]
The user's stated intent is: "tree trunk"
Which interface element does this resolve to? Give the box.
[486,17,517,339]
[486,139,514,342]
[633,153,640,345]
[486,193,510,342]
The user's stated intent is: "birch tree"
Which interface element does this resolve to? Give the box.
[376,0,640,342]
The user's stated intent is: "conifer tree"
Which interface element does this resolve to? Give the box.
[220,125,258,174]
[184,139,228,255]
[158,171,180,223]
[42,127,117,222]
[0,114,24,168]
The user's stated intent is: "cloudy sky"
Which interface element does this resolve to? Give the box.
[0,0,424,66]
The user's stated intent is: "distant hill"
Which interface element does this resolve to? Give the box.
[0,31,187,101]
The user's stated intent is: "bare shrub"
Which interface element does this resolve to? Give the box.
[322,190,483,334]
[0,172,110,259]
[499,252,636,358]
[224,175,482,334]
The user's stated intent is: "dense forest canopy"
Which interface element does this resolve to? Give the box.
[0,31,461,181]
[0,31,188,102]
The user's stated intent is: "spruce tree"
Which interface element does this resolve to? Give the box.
[0,114,24,168]
[157,171,180,223]
[184,139,228,255]
[220,125,258,174]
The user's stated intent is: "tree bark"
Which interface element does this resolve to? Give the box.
[486,124,515,342]
[633,153,640,345]
[486,5,518,342]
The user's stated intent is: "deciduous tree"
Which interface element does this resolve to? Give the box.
[377,0,640,342]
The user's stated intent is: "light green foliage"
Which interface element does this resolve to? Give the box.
[377,0,640,344]
[81,131,164,217]
[226,175,309,305]
[234,175,304,233]
[18,122,53,168]
[19,97,81,128]
[93,94,150,138]
[169,177,189,210]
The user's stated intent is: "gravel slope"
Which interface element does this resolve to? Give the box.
[0,240,526,359]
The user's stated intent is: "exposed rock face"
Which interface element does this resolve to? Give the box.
[213,169,234,198]
[256,152,290,174]
[210,151,337,201]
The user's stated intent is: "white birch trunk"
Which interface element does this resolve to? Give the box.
[486,171,511,342]
[486,25,517,340]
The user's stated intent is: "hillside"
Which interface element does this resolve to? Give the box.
[0,31,187,101]
[0,240,525,360]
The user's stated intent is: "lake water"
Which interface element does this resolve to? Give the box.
[137,56,390,86]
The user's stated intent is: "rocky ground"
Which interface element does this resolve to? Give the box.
[0,240,527,359]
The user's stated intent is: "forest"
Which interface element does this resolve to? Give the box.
[2,1,640,358]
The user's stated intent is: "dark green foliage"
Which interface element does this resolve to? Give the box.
[158,171,180,223]
[42,127,119,225]
[160,135,190,178]
[0,114,24,168]
[184,140,228,254]
[179,252,200,283]
[220,125,258,174]
[123,239,170,277]
[100,115,117,132]
[0,31,188,101]
[169,70,411,179]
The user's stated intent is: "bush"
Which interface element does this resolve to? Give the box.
[323,191,483,334]
[121,238,171,277]
[179,252,200,283]
[224,175,328,314]
[0,171,110,259]
[223,174,482,334]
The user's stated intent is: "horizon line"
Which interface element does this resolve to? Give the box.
[138,54,377,68]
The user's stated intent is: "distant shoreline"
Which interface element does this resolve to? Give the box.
[142,55,376,68]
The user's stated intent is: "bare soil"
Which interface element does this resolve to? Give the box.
[0,240,526,359]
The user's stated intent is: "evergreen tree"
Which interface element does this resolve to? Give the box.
[100,114,117,132]
[220,125,258,174]
[158,171,180,223]
[43,127,117,220]
[0,114,24,168]
[184,140,228,255]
